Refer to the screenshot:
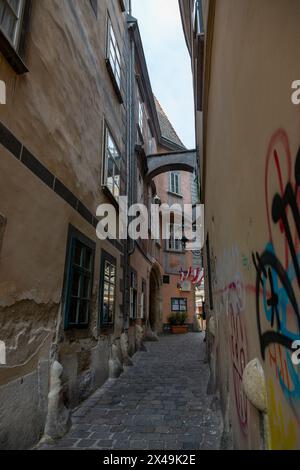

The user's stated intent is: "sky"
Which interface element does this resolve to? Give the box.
[132,0,196,149]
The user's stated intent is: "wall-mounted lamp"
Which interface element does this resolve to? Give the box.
[153,195,161,205]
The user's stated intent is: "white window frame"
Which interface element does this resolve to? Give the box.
[107,17,121,89]
[138,99,144,132]
[0,0,26,49]
[169,172,181,195]
[147,122,154,154]
[171,298,188,312]
[103,125,121,199]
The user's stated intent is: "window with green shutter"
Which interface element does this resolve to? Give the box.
[63,226,95,329]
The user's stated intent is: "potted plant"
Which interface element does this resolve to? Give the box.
[168,312,189,334]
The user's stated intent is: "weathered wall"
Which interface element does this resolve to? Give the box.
[203,0,300,450]
[0,0,128,449]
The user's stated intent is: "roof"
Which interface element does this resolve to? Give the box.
[154,97,186,150]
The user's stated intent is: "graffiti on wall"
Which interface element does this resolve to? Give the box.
[230,306,249,434]
[268,379,297,450]
[253,129,300,421]
[216,245,246,317]
[215,246,249,434]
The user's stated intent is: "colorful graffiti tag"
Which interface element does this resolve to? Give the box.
[230,306,249,434]
[253,129,300,418]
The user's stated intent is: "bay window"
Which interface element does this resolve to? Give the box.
[0,0,25,48]
[107,17,121,90]
[103,125,121,199]
[99,251,117,328]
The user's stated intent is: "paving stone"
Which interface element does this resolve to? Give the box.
[90,431,112,440]
[73,424,93,432]
[39,334,223,451]
[149,441,166,450]
[54,438,79,448]
[130,440,147,450]
[110,425,126,433]
[95,440,113,449]
[68,430,91,439]
[183,442,200,450]
[114,441,131,450]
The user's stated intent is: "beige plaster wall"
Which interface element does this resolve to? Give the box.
[204,0,300,450]
[0,0,127,449]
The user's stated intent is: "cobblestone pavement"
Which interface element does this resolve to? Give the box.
[41,333,223,450]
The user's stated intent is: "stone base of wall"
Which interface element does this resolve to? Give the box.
[0,361,49,450]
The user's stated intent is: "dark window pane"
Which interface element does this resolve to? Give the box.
[74,241,83,266]
[102,302,109,324]
[72,270,81,297]
[84,248,92,270]
[82,275,91,299]
[65,232,94,328]
[69,297,79,324]
[78,300,89,324]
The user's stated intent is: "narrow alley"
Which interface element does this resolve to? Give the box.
[39,334,223,451]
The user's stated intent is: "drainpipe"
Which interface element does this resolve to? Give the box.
[123,18,136,331]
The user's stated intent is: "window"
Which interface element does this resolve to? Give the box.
[0,0,25,48]
[103,125,121,199]
[138,99,144,132]
[90,0,97,17]
[171,298,187,312]
[140,279,146,319]
[163,275,170,285]
[64,227,95,329]
[193,0,204,35]
[99,251,117,327]
[168,223,183,252]
[147,122,154,154]
[107,18,121,90]
[130,270,137,320]
[169,172,181,195]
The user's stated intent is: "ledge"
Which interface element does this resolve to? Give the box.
[0,31,28,74]
[167,191,184,199]
[105,59,123,104]
[102,185,120,211]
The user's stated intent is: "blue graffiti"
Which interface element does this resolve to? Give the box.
[253,147,300,401]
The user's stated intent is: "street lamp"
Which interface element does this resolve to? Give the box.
[181,224,189,250]
[153,195,161,205]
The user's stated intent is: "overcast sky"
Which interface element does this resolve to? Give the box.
[132,0,195,149]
